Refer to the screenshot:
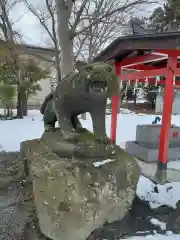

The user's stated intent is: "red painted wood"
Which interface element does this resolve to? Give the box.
[122,63,180,71]
[123,64,159,70]
[156,49,180,56]
[120,53,167,67]
[158,56,177,164]
[175,68,180,75]
[111,96,118,143]
[120,68,168,81]
[110,63,120,143]
[117,78,180,85]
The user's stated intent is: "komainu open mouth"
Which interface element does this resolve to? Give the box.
[89,80,107,95]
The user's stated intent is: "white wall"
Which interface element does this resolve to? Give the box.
[155,93,180,115]
[155,95,163,113]
[28,78,52,107]
[8,68,57,109]
[8,78,52,109]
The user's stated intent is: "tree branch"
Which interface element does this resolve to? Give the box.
[74,0,157,37]
[45,0,61,79]
[74,33,89,61]
[24,0,56,44]
[45,0,58,47]
[71,0,89,35]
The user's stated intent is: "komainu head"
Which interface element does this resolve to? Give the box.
[80,62,119,98]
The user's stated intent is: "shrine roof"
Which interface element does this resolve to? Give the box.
[93,31,180,66]
[0,39,56,62]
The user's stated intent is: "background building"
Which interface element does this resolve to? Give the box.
[0,40,56,109]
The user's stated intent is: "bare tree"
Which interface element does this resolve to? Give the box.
[73,8,127,62]
[55,0,157,77]
[22,0,157,78]
[0,0,24,118]
[23,0,61,81]
[72,0,130,62]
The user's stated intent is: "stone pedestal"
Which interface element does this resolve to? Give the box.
[125,124,180,163]
[20,130,140,240]
[136,124,180,148]
[41,129,116,159]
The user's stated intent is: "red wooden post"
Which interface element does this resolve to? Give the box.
[111,96,118,143]
[110,62,121,143]
[158,55,177,169]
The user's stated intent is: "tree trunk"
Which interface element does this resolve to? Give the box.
[56,0,74,78]
[58,28,73,78]
[22,91,28,116]
[7,105,10,117]
[23,100,28,116]
[16,86,23,119]
[55,53,61,81]
[134,90,137,106]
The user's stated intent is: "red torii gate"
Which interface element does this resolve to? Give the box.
[111,50,180,170]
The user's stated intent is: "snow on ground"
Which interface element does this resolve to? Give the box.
[0,108,151,152]
[137,175,180,211]
[128,234,180,240]
[1,109,180,239]
[0,110,44,152]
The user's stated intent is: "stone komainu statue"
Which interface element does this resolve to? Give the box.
[41,62,119,138]
[43,62,119,140]
[40,60,89,132]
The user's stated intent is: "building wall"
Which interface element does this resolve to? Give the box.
[0,68,56,110]
[155,91,180,115]
[20,56,56,109]
[155,94,164,113]
[0,42,56,110]
[3,78,52,110]
[27,78,53,109]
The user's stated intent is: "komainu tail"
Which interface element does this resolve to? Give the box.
[40,92,54,114]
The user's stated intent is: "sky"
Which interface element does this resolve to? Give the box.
[10,1,47,46]
[9,0,165,48]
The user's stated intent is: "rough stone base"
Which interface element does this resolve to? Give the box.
[20,135,140,240]
[41,128,116,158]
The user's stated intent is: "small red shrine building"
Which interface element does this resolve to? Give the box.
[94,31,180,170]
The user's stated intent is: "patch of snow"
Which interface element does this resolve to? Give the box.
[93,158,116,167]
[150,218,166,230]
[106,108,136,115]
[120,108,136,114]
[0,110,44,152]
[136,176,180,210]
[128,233,180,239]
